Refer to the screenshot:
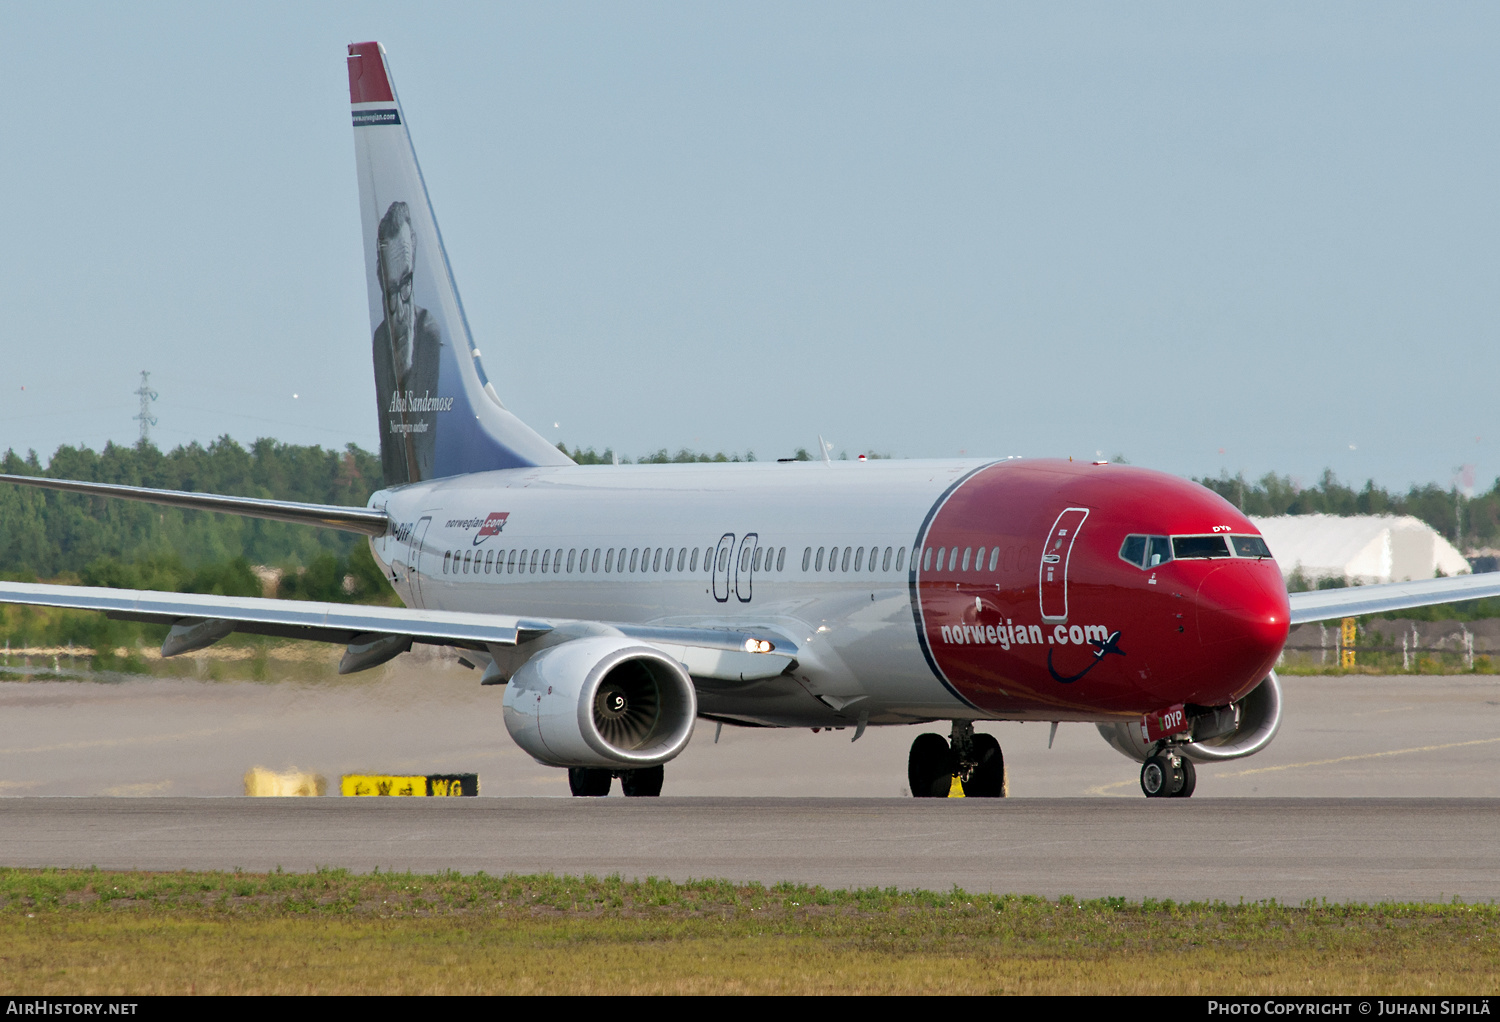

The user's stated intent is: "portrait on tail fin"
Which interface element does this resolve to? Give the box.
[372,200,441,484]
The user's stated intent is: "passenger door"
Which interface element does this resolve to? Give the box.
[1039,507,1089,622]
[408,516,432,608]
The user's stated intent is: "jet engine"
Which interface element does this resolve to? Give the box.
[501,637,697,768]
[1096,671,1283,763]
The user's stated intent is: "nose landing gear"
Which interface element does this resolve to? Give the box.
[907,721,1008,798]
[1140,748,1196,798]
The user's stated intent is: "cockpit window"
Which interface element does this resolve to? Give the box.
[1119,534,1173,569]
[1172,534,1231,559]
[1231,534,1273,559]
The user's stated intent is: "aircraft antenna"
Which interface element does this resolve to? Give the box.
[133,370,158,445]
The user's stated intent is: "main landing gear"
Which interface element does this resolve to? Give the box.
[1139,747,1196,798]
[567,765,665,797]
[908,721,1008,798]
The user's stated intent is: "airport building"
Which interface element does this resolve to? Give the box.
[1250,513,1471,587]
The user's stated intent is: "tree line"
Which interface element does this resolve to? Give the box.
[1195,469,1497,549]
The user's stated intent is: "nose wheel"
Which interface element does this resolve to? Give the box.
[1140,751,1196,798]
[908,722,1008,797]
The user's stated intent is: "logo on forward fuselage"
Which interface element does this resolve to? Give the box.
[937,619,1126,685]
[939,621,1113,650]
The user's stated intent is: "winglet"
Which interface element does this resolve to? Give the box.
[347,42,394,104]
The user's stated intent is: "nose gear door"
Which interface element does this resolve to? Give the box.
[1039,507,1089,622]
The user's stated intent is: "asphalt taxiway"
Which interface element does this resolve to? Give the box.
[1,796,1496,903]
[4,658,1500,899]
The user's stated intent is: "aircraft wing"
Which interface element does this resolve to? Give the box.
[0,581,796,681]
[1287,573,1500,624]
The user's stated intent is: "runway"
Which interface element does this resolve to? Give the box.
[3,796,1498,903]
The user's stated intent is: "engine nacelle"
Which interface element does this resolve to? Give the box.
[1097,671,1283,764]
[501,637,697,768]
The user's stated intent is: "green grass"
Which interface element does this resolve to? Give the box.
[2,869,1498,994]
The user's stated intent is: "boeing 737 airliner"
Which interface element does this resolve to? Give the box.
[4,42,1497,799]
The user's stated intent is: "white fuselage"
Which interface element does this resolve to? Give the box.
[368,459,990,729]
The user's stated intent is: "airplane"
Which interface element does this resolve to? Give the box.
[4,41,1498,800]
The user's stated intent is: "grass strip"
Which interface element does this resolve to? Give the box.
[2,868,1497,995]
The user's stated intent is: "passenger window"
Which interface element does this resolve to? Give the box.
[1231,535,1273,559]
[629,549,639,572]
[777,547,786,572]
[650,548,660,572]
[815,547,825,571]
[1172,535,1230,559]
[554,549,563,573]
[463,551,472,574]
[677,548,687,572]
[443,551,451,574]
[922,547,932,572]
[961,548,971,571]
[950,548,961,571]
[605,548,614,573]
[689,548,698,572]
[989,547,999,572]
[974,547,984,571]
[714,547,726,572]
[486,549,494,573]
[540,549,549,574]
[508,549,517,573]
[853,547,864,572]
[802,547,812,571]
[566,549,575,573]
[753,547,763,571]
[896,547,906,572]
[664,547,674,572]
[882,546,892,571]
[841,547,851,572]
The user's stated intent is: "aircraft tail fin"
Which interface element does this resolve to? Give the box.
[348,42,571,486]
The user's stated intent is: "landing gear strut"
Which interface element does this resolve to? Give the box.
[568,765,665,797]
[1140,747,1196,798]
[908,722,1008,798]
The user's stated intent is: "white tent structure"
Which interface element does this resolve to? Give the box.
[1249,514,1470,587]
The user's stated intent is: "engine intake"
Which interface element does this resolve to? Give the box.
[1096,671,1283,764]
[502,637,697,768]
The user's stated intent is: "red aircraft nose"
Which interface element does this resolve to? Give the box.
[1195,562,1290,703]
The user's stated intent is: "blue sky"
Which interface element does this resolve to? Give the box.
[2,3,1497,490]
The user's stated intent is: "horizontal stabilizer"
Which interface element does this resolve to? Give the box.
[0,474,389,536]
